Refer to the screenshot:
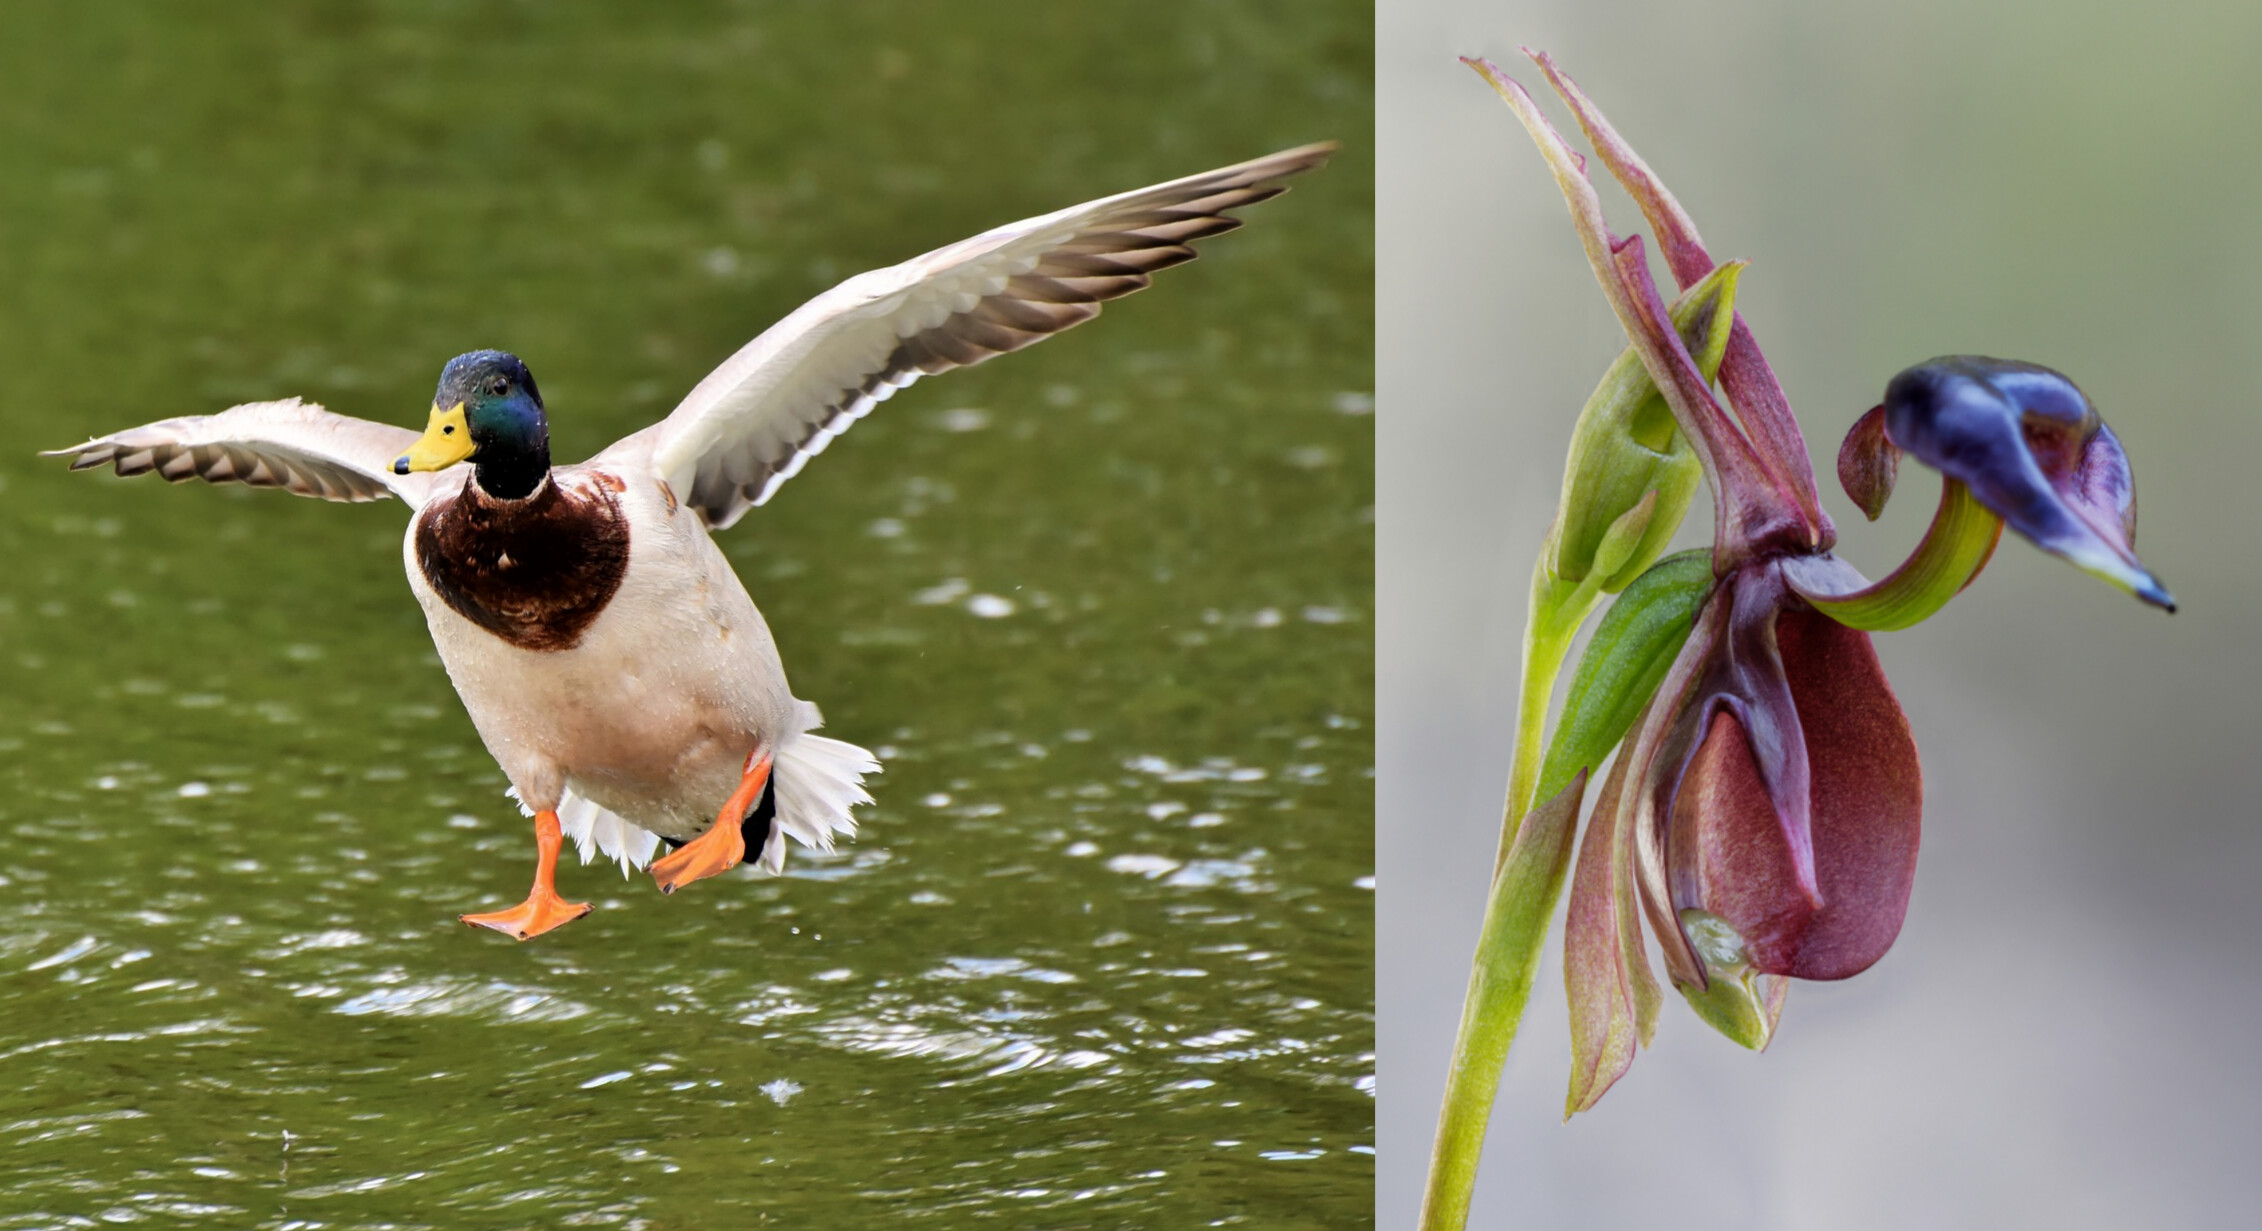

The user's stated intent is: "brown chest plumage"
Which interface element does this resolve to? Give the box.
[415,475,631,652]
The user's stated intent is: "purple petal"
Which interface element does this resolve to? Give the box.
[1627,590,1733,989]
[1776,551,1876,602]
[1712,567,1818,901]
[1882,357,2174,610]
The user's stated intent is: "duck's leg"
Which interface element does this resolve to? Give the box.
[651,751,773,895]
[462,808,592,940]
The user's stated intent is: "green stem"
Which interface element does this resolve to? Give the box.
[1425,561,1605,1230]
[1496,572,1587,872]
[1420,773,1586,1230]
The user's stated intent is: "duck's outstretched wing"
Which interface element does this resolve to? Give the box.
[43,398,445,509]
[644,142,1338,530]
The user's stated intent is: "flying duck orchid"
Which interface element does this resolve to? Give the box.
[1421,50,2175,1230]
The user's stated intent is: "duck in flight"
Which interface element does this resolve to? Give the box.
[45,142,1336,940]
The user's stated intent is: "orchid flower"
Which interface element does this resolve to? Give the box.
[1422,50,2175,1231]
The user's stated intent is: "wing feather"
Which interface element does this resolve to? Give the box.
[647,142,1337,528]
[44,398,442,509]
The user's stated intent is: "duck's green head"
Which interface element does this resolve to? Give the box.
[394,350,552,498]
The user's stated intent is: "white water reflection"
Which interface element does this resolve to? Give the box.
[331,978,591,1022]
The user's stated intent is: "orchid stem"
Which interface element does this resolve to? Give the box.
[1501,563,1611,854]
[1424,562,1605,1231]
[1499,574,1585,870]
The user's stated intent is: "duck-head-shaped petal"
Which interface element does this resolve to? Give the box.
[1839,357,2174,611]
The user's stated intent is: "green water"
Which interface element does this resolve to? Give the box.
[0,4,1372,1226]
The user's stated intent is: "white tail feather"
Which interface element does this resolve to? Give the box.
[764,724,880,875]
[501,705,879,879]
[506,785,663,877]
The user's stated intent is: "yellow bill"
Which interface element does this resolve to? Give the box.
[393,402,474,475]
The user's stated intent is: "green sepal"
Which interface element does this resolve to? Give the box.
[1536,549,1715,803]
[1546,263,1743,594]
[1673,909,1787,1050]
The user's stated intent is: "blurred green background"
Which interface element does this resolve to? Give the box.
[1383,1,2257,1227]
[0,2,1372,1226]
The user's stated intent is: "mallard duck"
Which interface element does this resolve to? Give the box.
[45,143,1335,939]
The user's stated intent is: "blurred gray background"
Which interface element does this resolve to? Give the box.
[1380,1,2261,1226]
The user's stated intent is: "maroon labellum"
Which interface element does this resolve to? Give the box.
[1653,563,1922,983]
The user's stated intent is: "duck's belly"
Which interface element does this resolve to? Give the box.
[404,482,795,838]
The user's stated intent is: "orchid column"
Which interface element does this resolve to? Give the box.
[1420,50,2175,1231]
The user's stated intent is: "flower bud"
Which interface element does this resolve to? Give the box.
[1545,262,1743,592]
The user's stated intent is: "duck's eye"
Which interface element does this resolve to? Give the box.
[486,375,510,396]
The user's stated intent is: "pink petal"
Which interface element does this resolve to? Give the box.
[1629,592,1735,989]
[1564,739,1653,1115]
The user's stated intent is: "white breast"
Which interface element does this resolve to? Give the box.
[403,466,798,839]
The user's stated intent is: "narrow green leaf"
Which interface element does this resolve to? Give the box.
[1537,549,1715,803]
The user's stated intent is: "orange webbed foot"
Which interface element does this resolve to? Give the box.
[463,808,591,941]
[461,891,592,941]
[652,752,773,895]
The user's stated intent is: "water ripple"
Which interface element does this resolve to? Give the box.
[329,977,591,1022]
